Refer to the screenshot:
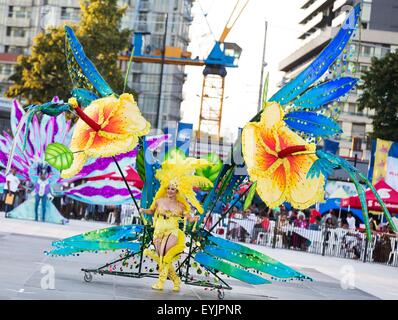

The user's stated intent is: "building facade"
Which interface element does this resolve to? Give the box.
[189,131,233,162]
[278,0,398,159]
[0,0,194,131]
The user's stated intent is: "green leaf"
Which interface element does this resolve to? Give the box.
[45,143,74,170]
[262,72,269,107]
[244,181,257,210]
[216,166,235,198]
[195,153,223,189]
[136,144,146,183]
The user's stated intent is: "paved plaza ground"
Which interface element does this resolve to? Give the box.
[0,214,396,300]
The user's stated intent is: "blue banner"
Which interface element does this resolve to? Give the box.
[324,139,339,155]
[176,122,193,156]
[367,139,377,181]
[163,125,177,156]
[141,137,161,209]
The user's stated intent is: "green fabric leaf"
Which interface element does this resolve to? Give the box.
[195,153,223,184]
[244,181,257,210]
[45,143,74,170]
[136,145,146,183]
[262,72,269,107]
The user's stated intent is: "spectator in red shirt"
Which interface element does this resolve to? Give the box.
[309,208,321,225]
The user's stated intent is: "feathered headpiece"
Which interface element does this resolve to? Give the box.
[150,157,213,214]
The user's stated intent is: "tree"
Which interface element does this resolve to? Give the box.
[358,51,398,141]
[6,0,131,105]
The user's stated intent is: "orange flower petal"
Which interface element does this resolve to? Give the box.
[255,164,287,208]
[69,121,94,152]
[278,126,307,151]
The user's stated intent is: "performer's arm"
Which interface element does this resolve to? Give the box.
[140,200,157,215]
[185,207,200,223]
[186,214,200,223]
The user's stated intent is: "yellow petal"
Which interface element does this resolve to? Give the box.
[242,122,258,169]
[285,153,325,209]
[255,163,288,208]
[260,101,284,129]
[61,152,89,179]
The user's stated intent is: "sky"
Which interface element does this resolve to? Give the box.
[180,0,301,141]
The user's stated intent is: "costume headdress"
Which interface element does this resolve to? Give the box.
[150,157,213,214]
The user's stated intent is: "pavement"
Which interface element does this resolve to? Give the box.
[0,213,394,300]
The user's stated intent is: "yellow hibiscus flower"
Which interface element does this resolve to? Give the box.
[242,102,324,209]
[61,93,150,178]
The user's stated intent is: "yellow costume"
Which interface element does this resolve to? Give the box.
[144,156,213,292]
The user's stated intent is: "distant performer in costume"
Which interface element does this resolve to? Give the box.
[140,158,213,292]
[34,173,51,222]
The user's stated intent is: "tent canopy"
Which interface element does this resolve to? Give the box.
[319,198,364,222]
[341,179,398,213]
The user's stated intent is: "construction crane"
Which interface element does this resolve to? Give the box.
[119,0,249,137]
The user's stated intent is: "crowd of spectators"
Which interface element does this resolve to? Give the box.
[224,203,398,237]
[214,202,398,264]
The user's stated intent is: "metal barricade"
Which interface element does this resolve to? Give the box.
[222,215,398,268]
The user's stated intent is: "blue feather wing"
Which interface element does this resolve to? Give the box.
[269,4,360,106]
[65,26,114,97]
[284,111,342,138]
[47,225,143,256]
[71,88,99,108]
[293,77,358,110]
[307,158,338,179]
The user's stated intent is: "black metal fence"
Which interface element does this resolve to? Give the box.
[207,214,398,268]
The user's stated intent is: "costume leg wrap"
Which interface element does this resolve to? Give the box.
[152,262,169,291]
[168,264,181,292]
[144,248,181,291]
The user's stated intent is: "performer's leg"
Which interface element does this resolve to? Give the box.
[151,234,177,291]
[162,234,183,292]
[34,194,40,221]
[144,236,161,263]
[150,236,166,291]
[154,237,163,257]
[42,195,47,222]
[162,234,178,257]
[167,264,181,292]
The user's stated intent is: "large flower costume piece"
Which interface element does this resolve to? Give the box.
[242,102,324,209]
[62,94,150,178]
[1,99,167,207]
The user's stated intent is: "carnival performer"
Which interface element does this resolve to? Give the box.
[34,173,51,222]
[140,157,213,292]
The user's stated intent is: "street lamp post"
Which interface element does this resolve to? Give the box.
[257,20,268,112]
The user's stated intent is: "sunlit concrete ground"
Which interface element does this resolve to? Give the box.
[0,214,393,300]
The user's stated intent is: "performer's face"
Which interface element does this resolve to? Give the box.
[167,185,177,198]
